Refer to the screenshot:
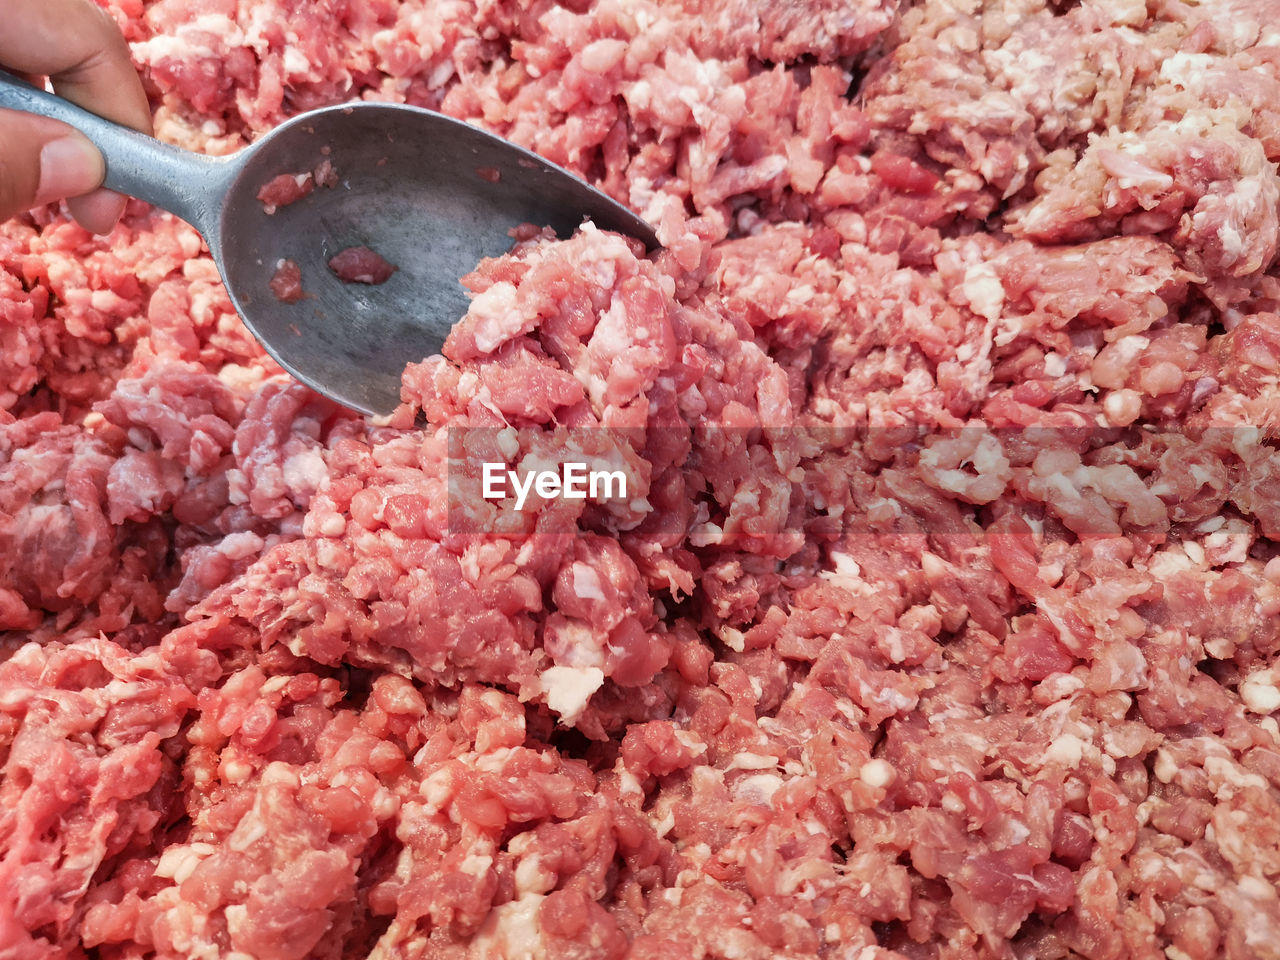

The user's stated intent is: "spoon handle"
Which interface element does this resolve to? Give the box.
[0,69,225,238]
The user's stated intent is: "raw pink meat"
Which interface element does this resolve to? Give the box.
[3,0,1280,958]
[256,172,314,214]
[314,157,340,189]
[268,258,305,302]
[328,246,396,285]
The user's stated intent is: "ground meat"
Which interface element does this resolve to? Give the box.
[314,157,340,189]
[256,172,314,214]
[4,1,1280,959]
[328,246,397,285]
[268,258,305,302]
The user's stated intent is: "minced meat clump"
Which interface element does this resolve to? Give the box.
[3,1,1280,959]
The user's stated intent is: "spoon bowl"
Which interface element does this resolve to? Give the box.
[0,75,657,415]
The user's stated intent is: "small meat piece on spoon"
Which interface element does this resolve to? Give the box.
[328,246,396,285]
[269,259,306,302]
[257,172,313,214]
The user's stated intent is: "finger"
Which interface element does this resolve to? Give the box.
[0,0,152,136]
[0,0,151,232]
[0,108,102,223]
[66,188,127,236]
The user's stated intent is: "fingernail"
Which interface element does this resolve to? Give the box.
[35,136,103,208]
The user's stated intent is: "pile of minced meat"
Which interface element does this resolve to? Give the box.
[3,0,1280,957]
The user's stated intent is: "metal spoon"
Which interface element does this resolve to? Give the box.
[0,72,658,416]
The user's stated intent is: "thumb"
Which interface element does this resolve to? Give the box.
[0,108,103,223]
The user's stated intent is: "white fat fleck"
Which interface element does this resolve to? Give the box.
[496,426,520,461]
[1045,733,1086,768]
[1035,673,1085,701]
[879,627,909,664]
[460,854,493,877]
[1042,353,1067,378]
[474,747,519,773]
[719,626,746,652]
[728,752,778,771]
[1238,875,1275,899]
[218,363,266,393]
[1260,717,1280,743]
[1204,756,1269,796]
[673,730,706,755]
[548,618,604,669]
[1109,334,1152,367]
[282,448,327,495]
[831,698,861,728]
[227,813,267,853]
[1219,222,1246,264]
[616,766,643,798]
[1146,550,1196,578]
[863,682,915,714]
[133,33,214,62]
[734,773,784,806]
[223,908,252,958]
[819,552,875,597]
[1160,52,1214,90]
[540,666,604,724]
[1241,670,1280,714]
[469,894,547,960]
[189,13,243,41]
[961,262,1005,321]
[1204,529,1250,564]
[1233,427,1261,458]
[261,676,290,695]
[419,767,454,812]
[570,563,606,602]
[831,552,860,577]
[282,46,310,75]
[999,814,1034,846]
[717,929,765,960]
[654,808,676,838]
[428,60,455,90]
[859,758,895,788]
[514,854,549,896]
[467,281,524,354]
[154,842,216,885]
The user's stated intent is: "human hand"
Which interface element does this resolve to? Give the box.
[0,0,152,234]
